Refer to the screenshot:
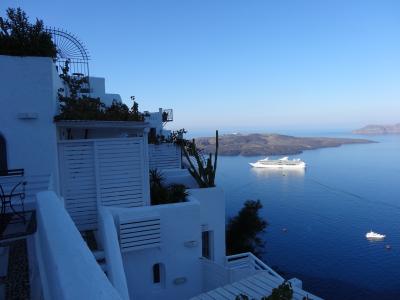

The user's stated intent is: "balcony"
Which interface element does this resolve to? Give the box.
[197,253,322,300]
[162,109,173,122]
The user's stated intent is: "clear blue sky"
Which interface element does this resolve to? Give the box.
[2,1,400,132]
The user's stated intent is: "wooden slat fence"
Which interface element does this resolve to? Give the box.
[58,138,150,230]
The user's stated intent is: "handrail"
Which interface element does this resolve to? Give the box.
[98,207,130,300]
[226,252,284,280]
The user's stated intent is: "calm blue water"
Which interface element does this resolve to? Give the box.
[216,133,400,300]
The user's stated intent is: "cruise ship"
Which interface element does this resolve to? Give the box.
[249,157,306,169]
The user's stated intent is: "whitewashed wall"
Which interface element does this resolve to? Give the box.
[0,55,61,192]
[163,168,198,189]
[149,144,181,170]
[188,187,226,266]
[109,202,203,300]
[106,187,227,300]
[88,77,121,106]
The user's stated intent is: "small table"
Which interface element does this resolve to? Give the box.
[0,169,36,243]
[1,182,27,222]
[0,210,36,244]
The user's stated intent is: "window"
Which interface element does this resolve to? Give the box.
[153,263,160,283]
[202,230,214,260]
[152,263,165,287]
[0,134,7,170]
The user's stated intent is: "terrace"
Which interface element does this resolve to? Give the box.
[0,12,321,298]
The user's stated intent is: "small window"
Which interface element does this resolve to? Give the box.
[153,263,160,283]
[202,231,214,260]
[152,263,165,288]
[0,134,7,170]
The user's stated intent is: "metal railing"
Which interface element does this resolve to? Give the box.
[162,109,173,122]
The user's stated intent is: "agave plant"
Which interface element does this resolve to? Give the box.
[182,130,219,188]
[149,169,188,205]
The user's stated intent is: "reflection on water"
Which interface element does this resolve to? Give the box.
[250,167,305,178]
[217,135,400,299]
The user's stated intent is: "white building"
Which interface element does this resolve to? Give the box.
[0,55,321,300]
[88,77,122,106]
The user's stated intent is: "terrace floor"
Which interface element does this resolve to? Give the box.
[0,239,30,299]
[191,270,323,300]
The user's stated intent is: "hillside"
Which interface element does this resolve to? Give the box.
[353,123,400,135]
[195,133,375,156]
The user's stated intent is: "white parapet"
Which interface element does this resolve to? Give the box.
[98,207,130,300]
[34,191,122,300]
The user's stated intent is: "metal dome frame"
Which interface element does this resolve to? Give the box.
[46,27,90,78]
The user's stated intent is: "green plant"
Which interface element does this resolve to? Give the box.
[182,130,218,188]
[55,62,144,122]
[150,169,164,185]
[166,128,187,145]
[262,282,293,300]
[226,200,267,256]
[150,169,188,205]
[168,184,188,202]
[0,7,57,57]
[59,60,88,100]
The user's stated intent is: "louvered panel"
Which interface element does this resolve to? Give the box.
[59,137,149,230]
[149,144,181,170]
[119,215,161,252]
[96,139,146,208]
[59,142,98,230]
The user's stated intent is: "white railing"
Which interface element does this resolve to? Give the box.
[35,191,122,300]
[200,253,284,293]
[226,252,284,281]
[98,207,130,300]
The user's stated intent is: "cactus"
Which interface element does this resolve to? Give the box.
[182,130,218,188]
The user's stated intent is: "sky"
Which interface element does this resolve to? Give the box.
[1,1,400,133]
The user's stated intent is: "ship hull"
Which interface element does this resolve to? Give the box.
[249,162,306,169]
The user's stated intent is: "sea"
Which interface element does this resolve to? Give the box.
[194,130,400,300]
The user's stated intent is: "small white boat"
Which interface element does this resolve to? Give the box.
[365,231,386,240]
[249,157,306,169]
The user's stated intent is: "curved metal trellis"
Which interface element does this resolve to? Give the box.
[46,27,90,79]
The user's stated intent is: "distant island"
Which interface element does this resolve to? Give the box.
[353,123,400,135]
[195,133,375,156]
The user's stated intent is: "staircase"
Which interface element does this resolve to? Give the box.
[93,249,108,274]
[81,231,109,276]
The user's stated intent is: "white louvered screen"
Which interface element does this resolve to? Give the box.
[96,139,147,208]
[59,142,98,230]
[118,214,161,252]
[59,138,150,231]
[149,144,181,170]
